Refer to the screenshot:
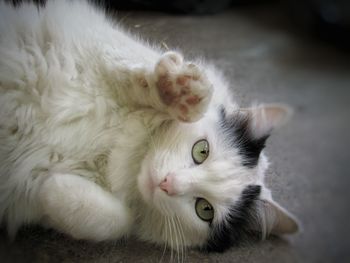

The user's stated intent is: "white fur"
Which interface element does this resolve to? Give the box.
[0,0,297,252]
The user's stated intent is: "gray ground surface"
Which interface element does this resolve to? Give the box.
[1,3,350,263]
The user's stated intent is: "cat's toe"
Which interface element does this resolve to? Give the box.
[155,52,213,122]
[155,52,183,77]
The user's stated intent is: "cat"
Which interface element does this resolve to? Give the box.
[0,0,299,253]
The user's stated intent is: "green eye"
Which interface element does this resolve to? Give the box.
[195,198,214,222]
[192,139,209,164]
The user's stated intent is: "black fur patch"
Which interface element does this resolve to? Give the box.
[219,108,269,168]
[205,185,261,252]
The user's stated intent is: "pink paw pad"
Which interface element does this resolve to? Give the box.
[155,52,213,122]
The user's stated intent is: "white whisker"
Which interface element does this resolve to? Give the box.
[159,216,168,263]
[175,214,186,263]
[174,216,183,263]
[167,216,174,262]
[170,216,180,263]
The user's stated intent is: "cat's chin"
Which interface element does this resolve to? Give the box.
[137,167,178,218]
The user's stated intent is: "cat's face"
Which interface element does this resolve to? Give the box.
[137,105,298,252]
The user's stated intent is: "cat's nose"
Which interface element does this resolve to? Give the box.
[159,174,176,196]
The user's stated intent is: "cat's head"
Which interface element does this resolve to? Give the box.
[137,104,299,252]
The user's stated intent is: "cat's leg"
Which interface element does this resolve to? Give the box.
[129,52,213,122]
[38,173,131,241]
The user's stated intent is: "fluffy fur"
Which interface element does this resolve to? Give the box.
[0,0,298,252]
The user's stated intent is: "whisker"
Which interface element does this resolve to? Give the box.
[169,217,175,262]
[174,216,182,263]
[175,215,186,263]
[170,217,180,263]
[159,216,168,263]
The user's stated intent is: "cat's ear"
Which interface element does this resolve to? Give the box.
[241,104,292,139]
[257,198,300,237]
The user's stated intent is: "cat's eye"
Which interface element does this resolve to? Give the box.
[192,139,209,164]
[195,198,214,222]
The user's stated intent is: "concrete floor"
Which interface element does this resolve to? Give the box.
[1,3,350,263]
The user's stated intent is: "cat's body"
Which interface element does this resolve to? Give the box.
[0,0,298,252]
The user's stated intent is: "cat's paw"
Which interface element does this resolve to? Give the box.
[155,52,213,122]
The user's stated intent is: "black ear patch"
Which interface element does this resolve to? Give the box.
[205,185,261,252]
[219,108,269,168]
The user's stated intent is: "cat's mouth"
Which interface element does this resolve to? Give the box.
[147,169,178,197]
[138,166,167,204]
[148,172,169,197]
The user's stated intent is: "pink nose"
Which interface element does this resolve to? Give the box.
[159,174,176,196]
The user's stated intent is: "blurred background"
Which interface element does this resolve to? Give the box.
[106,0,350,49]
[2,0,350,262]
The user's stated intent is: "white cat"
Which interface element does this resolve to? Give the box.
[0,0,299,252]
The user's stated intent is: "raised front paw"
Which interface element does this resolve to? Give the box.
[155,52,213,122]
